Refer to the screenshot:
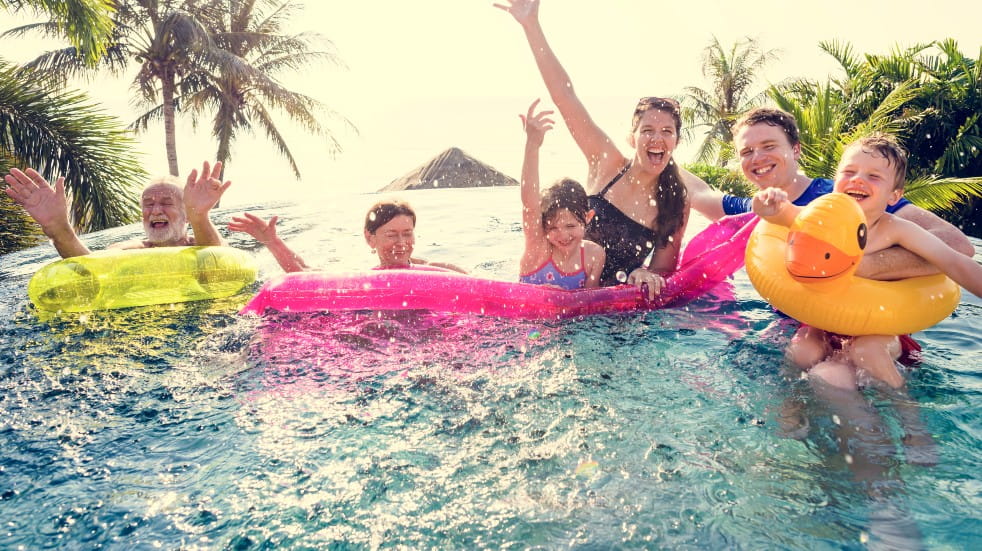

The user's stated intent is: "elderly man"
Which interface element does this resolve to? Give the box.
[4,161,231,258]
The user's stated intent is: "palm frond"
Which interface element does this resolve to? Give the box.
[0,61,145,231]
[903,176,982,213]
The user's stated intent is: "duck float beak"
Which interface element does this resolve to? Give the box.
[785,192,867,284]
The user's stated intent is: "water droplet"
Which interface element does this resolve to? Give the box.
[616,270,628,283]
[574,459,599,478]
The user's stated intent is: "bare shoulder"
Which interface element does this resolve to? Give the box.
[585,154,630,195]
[106,239,148,251]
[583,239,605,262]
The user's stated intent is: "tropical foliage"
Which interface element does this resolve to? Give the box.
[685,162,754,198]
[0,0,114,63]
[0,60,146,234]
[682,37,778,166]
[1,1,144,254]
[6,0,236,176]
[133,0,354,179]
[770,40,982,234]
[8,0,352,181]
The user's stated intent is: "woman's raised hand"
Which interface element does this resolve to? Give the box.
[520,98,554,148]
[229,212,279,245]
[492,0,539,27]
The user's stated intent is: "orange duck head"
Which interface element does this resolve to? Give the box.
[786,192,867,284]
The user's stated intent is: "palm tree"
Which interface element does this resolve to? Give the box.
[133,0,354,179]
[0,60,146,243]
[770,40,982,230]
[6,0,229,176]
[1,1,146,254]
[682,36,778,166]
[0,0,114,64]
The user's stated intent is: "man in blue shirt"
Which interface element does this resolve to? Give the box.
[685,107,974,279]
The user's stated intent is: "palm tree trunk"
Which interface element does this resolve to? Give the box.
[161,66,180,176]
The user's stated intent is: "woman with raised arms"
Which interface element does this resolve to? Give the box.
[495,0,693,299]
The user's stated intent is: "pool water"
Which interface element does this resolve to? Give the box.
[0,188,979,549]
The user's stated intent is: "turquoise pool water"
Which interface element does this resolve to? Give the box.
[1,188,979,549]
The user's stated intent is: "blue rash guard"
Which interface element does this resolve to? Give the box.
[721,178,911,215]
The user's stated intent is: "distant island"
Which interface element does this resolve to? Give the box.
[380,147,518,192]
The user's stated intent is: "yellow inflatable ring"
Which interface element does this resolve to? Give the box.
[28,246,257,312]
[745,192,961,336]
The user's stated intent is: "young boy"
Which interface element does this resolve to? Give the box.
[753,133,982,390]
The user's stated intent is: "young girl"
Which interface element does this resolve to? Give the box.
[518,99,604,289]
[229,200,466,273]
[497,1,690,298]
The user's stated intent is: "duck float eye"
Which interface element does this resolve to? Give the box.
[857,223,867,250]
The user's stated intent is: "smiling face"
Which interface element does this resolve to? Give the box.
[833,143,903,221]
[141,182,188,245]
[365,214,415,268]
[734,122,801,191]
[629,108,679,174]
[543,208,588,256]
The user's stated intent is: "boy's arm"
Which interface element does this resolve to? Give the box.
[855,204,974,279]
[751,188,799,227]
[891,216,982,297]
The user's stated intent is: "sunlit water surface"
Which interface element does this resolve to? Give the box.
[0,188,979,549]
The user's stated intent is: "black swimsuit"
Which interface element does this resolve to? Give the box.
[586,163,657,286]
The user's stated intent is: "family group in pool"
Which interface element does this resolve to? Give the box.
[5,0,980,476]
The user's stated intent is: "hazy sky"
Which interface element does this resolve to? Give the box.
[2,0,980,205]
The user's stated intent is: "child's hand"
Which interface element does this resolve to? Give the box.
[752,188,789,217]
[229,212,279,244]
[520,98,554,148]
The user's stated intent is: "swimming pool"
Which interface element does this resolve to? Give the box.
[1,188,979,549]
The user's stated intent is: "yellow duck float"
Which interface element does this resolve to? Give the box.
[745,192,961,336]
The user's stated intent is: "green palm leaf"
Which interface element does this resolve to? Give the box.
[0,61,145,232]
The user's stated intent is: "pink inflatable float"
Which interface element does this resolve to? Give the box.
[240,213,758,319]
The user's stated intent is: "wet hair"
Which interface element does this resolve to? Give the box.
[631,97,688,249]
[732,107,800,146]
[540,178,591,228]
[143,175,183,195]
[364,200,416,234]
[845,133,908,190]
